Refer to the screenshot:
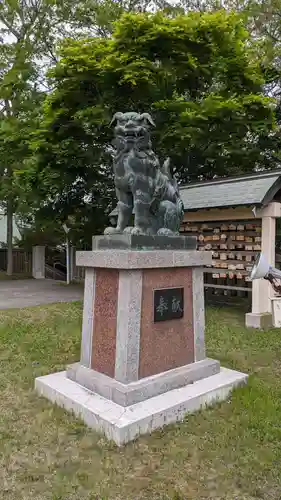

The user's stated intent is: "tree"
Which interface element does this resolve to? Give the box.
[0,86,43,271]
[0,1,46,273]
[0,0,181,259]
[0,0,60,273]
[210,0,281,162]
[25,11,277,244]
[200,0,281,99]
[244,0,281,101]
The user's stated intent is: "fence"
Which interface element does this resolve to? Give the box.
[0,249,32,275]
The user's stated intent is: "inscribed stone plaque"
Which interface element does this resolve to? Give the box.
[154,287,184,322]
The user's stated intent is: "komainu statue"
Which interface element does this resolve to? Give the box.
[104,111,184,236]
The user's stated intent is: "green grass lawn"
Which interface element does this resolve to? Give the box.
[0,303,281,500]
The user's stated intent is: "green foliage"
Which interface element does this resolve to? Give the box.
[211,0,281,97]
[0,4,280,246]
[27,10,277,242]
[0,0,179,248]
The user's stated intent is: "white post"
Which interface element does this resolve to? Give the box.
[32,246,45,279]
[69,245,73,282]
[66,235,70,285]
[246,202,280,328]
[262,215,276,309]
[70,246,75,282]
[63,224,71,285]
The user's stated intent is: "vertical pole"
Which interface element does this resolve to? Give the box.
[70,245,74,282]
[261,215,276,310]
[6,197,13,276]
[66,236,70,285]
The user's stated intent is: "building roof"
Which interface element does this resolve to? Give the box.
[179,169,281,211]
[109,169,281,216]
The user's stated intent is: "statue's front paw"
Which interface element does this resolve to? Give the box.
[157,228,176,236]
[124,226,155,236]
[123,226,135,234]
[104,226,122,235]
[125,226,153,236]
[130,227,146,235]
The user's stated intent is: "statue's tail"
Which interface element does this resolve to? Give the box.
[177,197,184,222]
[161,157,172,179]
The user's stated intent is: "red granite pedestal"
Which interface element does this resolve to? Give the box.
[83,267,195,380]
[35,237,248,445]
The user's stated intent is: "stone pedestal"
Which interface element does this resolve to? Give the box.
[36,236,247,445]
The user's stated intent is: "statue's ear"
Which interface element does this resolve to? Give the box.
[140,113,155,127]
[110,112,124,126]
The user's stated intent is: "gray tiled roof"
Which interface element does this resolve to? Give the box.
[109,170,281,216]
[179,170,281,211]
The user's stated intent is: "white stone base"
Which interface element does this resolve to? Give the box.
[35,368,248,446]
[271,297,281,327]
[245,312,272,329]
[67,358,220,406]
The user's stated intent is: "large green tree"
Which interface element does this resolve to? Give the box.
[25,10,277,245]
[0,0,50,273]
[198,0,281,100]
[243,0,281,103]
[0,0,179,259]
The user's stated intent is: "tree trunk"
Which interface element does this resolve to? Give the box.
[6,195,13,276]
[4,100,13,276]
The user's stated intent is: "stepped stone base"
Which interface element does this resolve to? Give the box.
[67,358,220,406]
[245,312,272,329]
[36,367,248,446]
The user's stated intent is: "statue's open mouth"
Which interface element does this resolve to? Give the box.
[117,128,143,138]
[125,131,142,137]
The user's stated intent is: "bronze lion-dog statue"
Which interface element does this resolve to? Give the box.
[104,111,184,236]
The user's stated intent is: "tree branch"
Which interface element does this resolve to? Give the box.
[0,13,21,39]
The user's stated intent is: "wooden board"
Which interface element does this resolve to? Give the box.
[182,218,262,298]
